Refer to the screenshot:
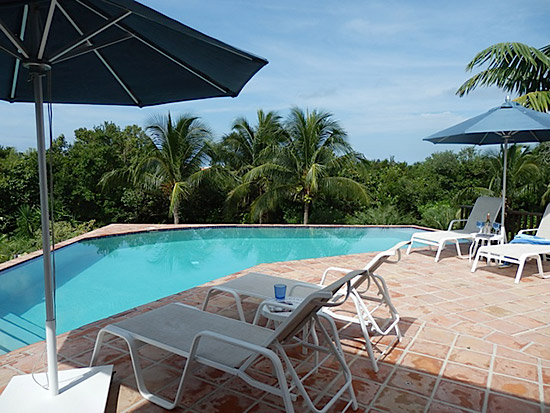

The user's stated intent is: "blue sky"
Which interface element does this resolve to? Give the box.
[0,0,548,162]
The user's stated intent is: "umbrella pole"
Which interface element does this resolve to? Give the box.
[31,66,59,396]
[501,138,508,239]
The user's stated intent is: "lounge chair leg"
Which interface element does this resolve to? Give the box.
[406,240,413,255]
[201,289,215,311]
[202,287,246,321]
[435,243,444,262]
[454,240,461,257]
[514,260,526,284]
[536,256,545,278]
[359,320,378,373]
[471,252,481,273]
[95,327,181,409]
[90,329,107,366]
[317,316,358,411]
[396,324,402,342]
[269,344,296,413]
[536,256,550,279]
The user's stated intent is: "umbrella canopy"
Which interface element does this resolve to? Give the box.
[0,0,267,401]
[425,99,550,145]
[0,0,267,105]
[424,98,550,235]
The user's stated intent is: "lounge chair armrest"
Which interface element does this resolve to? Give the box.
[447,219,467,231]
[288,283,321,296]
[190,330,277,362]
[369,240,410,265]
[518,228,537,235]
[321,267,352,285]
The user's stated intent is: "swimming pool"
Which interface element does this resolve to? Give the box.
[0,226,420,354]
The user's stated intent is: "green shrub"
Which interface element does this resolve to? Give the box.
[0,220,96,264]
[418,202,458,229]
[346,205,409,225]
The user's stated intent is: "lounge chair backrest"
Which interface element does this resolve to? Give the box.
[536,204,550,238]
[463,196,502,233]
[269,269,368,345]
[363,240,408,275]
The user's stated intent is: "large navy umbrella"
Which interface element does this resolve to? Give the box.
[0,0,266,407]
[424,98,550,232]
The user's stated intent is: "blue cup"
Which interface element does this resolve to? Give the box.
[274,284,287,301]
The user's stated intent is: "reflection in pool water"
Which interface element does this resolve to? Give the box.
[0,226,420,354]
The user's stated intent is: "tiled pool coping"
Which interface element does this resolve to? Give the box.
[0,226,549,412]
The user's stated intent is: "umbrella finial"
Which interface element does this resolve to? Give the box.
[502,96,513,108]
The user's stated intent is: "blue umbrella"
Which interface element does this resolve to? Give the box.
[0,0,267,406]
[424,98,550,232]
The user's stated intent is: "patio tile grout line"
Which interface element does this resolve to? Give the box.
[365,320,426,411]
[537,357,545,412]
[481,343,497,413]
[423,332,459,413]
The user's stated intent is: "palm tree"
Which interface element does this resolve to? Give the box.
[456,42,550,112]
[457,144,540,209]
[139,113,211,224]
[487,144,540,208]
[222,110,286,222]
[247,108,369,224]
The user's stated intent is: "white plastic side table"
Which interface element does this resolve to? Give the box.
[255,296,304,325]
[469,232,504,262]
[253,297,319,354]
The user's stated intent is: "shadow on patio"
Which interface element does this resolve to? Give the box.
[1,246,549,412]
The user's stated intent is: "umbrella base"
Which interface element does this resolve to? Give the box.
[0,365,113,412]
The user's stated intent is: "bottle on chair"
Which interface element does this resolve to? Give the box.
[483,213,491,234]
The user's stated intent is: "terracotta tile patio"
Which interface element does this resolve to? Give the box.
[1,235,549,412]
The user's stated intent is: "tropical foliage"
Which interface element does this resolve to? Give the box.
[0,113,548,263]
[457,42,550,112]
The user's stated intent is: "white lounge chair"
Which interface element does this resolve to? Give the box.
[202,240,409,372]
[407,196,502,262]
[511,203,550,243]
[471,204,550,283]
[90,271,363,412]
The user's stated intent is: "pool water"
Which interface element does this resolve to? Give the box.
[0,226,420,354]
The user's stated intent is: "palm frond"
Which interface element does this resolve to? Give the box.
[456,42,550,103]
[244,162,290,182]
[305,163,326,194]
[169,181,190,216]
[514,91,550,112]
[250,185,292,220]
[321,177,370,204]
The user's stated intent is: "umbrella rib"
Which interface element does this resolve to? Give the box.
[0,42,22,60]
[79,0,255,62]
[38,0,57,60]
[9,4,28,100]
[55,1,140,105]
[0,17,29,59]
[75,0,234,95]
[94,51,140,105]
[478,133,489,145]
[528,130,541,143]
[132,33,232,95]
[49,10,132,63]
[53,35,133,64]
